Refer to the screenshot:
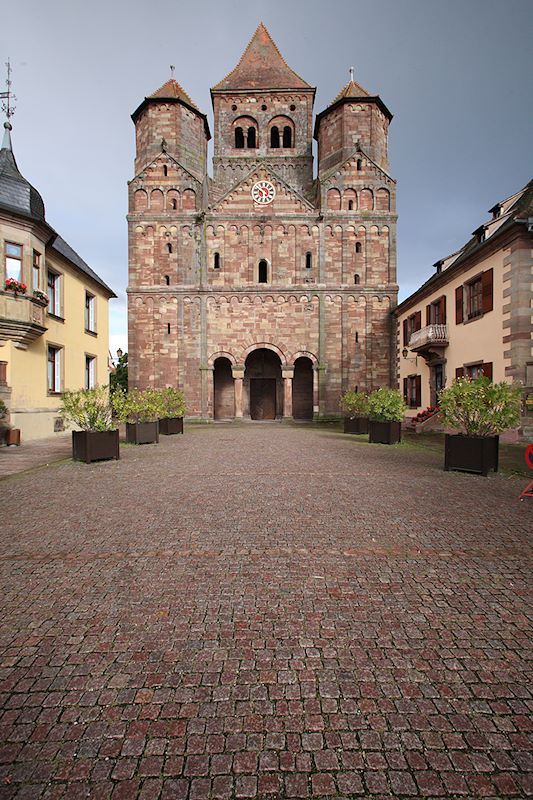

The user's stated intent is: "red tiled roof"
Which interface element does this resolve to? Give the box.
[331,78,371,104]
[149,79,199,111]
[212,22,312,91]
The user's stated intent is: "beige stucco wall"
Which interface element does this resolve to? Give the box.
[397,247,508,416]
[1,221,112,440]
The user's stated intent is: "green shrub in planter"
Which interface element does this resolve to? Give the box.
[367,387,406,444]
[112,388,163,444]
[158,387,186,435]
[339,390,369,434]
[440,377,522,475]
[60,386,119,463]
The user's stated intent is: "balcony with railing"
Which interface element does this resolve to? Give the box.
[408,324,449,353]
[0,290,48,347]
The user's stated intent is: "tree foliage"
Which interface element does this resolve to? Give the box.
[439,376,522,437]
[110,351,128,394]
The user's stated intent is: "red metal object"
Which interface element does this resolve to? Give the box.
[519,444,533,500]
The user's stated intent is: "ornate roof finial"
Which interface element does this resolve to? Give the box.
[170,65,175,78]
[349,66,354,82]
[1,58,16,122]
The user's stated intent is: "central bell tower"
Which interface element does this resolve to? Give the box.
[210,23,316,198]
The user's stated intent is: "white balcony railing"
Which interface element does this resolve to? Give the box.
[408,324,449,350]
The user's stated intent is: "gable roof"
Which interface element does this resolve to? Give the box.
[50,235,116,297]
[332,78,371,102]
[314,78,393,138]
[212,22,313,92]
[209,164,315,214]
[148,78,200,111]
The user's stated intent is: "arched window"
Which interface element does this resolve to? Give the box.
[348,200,354,211]
[247,127,256,148]
[258,260,268,283]
[355,242,362,254]
[305,252,312,269]
[270,126,280,148]
[354,274,360,284]
[167,243,172,254]
[235,127,244,148]
[163,165,168,176]
[214,252,220,270]
[171,198,177,210]
[164,275,170,285]
[282,126,292,148]
[357,159,362,171]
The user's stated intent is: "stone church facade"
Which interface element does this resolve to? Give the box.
[127,23,398,419]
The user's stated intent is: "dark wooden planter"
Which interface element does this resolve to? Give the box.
[5,428,21,446]
[344,416,369,434]
[444,434,499,476]
[72,430,119,463]
[126,421,159,445]
[369,420,402,445]
[159,417,184,435]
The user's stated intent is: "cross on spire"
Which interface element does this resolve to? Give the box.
[349,66,354,82]
[170,65,175,78]
[0,58,16,122]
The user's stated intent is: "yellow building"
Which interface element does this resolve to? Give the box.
[0,120,116,441]
[395,179,533,431]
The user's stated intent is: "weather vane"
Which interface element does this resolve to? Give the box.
[349,66,354,82]
[0,59,16,121]
[170,65,175,78]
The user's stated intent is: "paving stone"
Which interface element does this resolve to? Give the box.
[0,424,531,798]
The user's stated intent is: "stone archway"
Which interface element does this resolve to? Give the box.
[244,348,282,420]
[213,357,235,419]
[292,356,313,420]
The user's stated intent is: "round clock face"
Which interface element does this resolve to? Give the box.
[251,180,276,205]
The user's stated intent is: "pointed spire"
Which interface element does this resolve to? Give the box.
[2,120,12,151]
[212,22,312,91]
[331,76,371,104]
[148,78,200,111]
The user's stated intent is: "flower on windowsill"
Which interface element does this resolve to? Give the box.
[32,289,49,305]
[4,278,27,296]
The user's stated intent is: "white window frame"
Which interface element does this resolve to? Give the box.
[5,242,22,281]
[32,251,41,291]
[47,270,62,316]
[85,292,96,332]
[85,355,96,389]
[47,345,62,393]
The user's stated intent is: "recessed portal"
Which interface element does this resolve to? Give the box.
[213,357,235,419]
[245,348,282,420]
[292,357,313,419]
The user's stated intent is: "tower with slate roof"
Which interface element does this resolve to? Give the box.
[127,23,398,420]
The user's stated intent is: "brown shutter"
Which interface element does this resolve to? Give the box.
[440,295,447,324]
[415,375,422,407]
[482,362,493,380]
[426,304,431,325]
[414,310,422,331]
[403,319,408,347]
[403,377,408,402]
[482,268,493,314]
[455,366,464,380]
[455,285,464,324]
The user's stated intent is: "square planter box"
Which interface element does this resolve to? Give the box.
[5,428,21,446]
[444,434,499,476]
[126,421,159,445]
[344,416,369,434]
[369,420,402,445]
[72,430,119,463]
[159,417,184,435]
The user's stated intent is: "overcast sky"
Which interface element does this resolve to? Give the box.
[2,0,532,355]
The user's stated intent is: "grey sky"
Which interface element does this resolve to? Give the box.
[2,0,532,354]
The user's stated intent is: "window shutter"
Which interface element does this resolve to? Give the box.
[482,361,493,380]
[414,310,422,331]
[403,377,408,402]
[455,366,464,380]
[55,349,61,392]
[415,375,422,407]
[482,268,493,314]
[440,295,447,324]
[403,319,408,347]
[455,285,464,324]
[426,304,431,325]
